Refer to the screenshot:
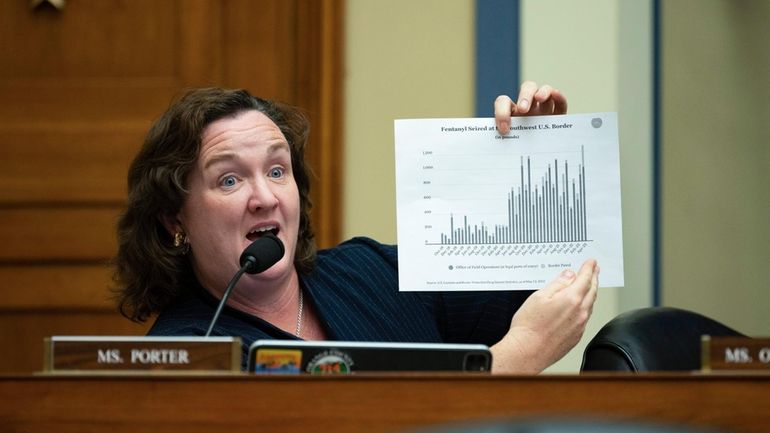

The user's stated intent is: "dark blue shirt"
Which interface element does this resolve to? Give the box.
[149,237,532,368]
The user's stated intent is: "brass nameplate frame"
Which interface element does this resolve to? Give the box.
[43,336,242,373]
[701,336,770,372]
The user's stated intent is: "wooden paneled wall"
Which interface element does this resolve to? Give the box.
[0,0,343,373]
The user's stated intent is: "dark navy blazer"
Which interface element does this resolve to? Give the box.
[149,237,532,368]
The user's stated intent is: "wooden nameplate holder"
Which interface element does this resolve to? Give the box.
[701,336,770,372]
[43,336,242,373]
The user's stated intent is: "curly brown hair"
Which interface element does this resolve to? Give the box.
[113,88,316,322]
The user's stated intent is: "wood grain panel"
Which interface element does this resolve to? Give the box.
[0,0,176,79]
[0,82,179,123]
[0,207,118,261]
[176,0,224,85]
[0,124,144,203]
[295,0,344,247]
[222,0,296,101]
[0,312,150,373]
[0,265,112,310]
[0,375,768,433]
[0,0,344,374]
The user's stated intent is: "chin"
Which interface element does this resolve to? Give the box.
[257,255,293,279]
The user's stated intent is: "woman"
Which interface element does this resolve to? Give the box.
[113,84,598,373]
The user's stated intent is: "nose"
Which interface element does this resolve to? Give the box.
[247,178,279,212]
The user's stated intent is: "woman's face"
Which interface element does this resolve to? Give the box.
[175,110,300,294]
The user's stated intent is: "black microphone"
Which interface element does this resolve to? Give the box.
[205,233,285,337]
[239,233,285,274]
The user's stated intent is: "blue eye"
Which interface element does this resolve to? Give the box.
[221,175,237,188]
[269,167,284,178]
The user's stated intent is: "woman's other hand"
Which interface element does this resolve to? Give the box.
[490,259,599,374]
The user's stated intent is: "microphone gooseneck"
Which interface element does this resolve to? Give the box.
[205,233,285,337]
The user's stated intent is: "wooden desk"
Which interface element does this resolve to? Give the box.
[1,373,767,433]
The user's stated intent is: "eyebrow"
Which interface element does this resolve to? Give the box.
[203,142,291,170]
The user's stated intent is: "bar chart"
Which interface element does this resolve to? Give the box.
[395,113,624,291]
[435,147,587,246]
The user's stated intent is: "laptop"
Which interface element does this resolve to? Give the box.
[247,340,492,374]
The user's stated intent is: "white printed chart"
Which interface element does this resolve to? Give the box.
[394,113,624,291]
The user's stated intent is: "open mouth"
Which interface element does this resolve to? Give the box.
[246,225,279,242]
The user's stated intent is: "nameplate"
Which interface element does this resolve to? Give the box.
[43,336,242,373]
[701,336,770,371]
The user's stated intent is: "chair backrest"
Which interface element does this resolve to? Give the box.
[581,307,744,372]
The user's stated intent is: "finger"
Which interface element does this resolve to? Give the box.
[533,85,554,103]
[540,267,577,296]
[534,98,555,116]
[570,258,598,298]
[515,81,539,114]
[532,85,559,115]
[494,95,515,134]
[582,265,599,311]
[551,89,568,114]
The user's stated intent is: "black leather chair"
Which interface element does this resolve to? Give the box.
[581,307,744,372]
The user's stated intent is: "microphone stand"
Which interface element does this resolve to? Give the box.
[203,233,283,337]
[205,261,253,337]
